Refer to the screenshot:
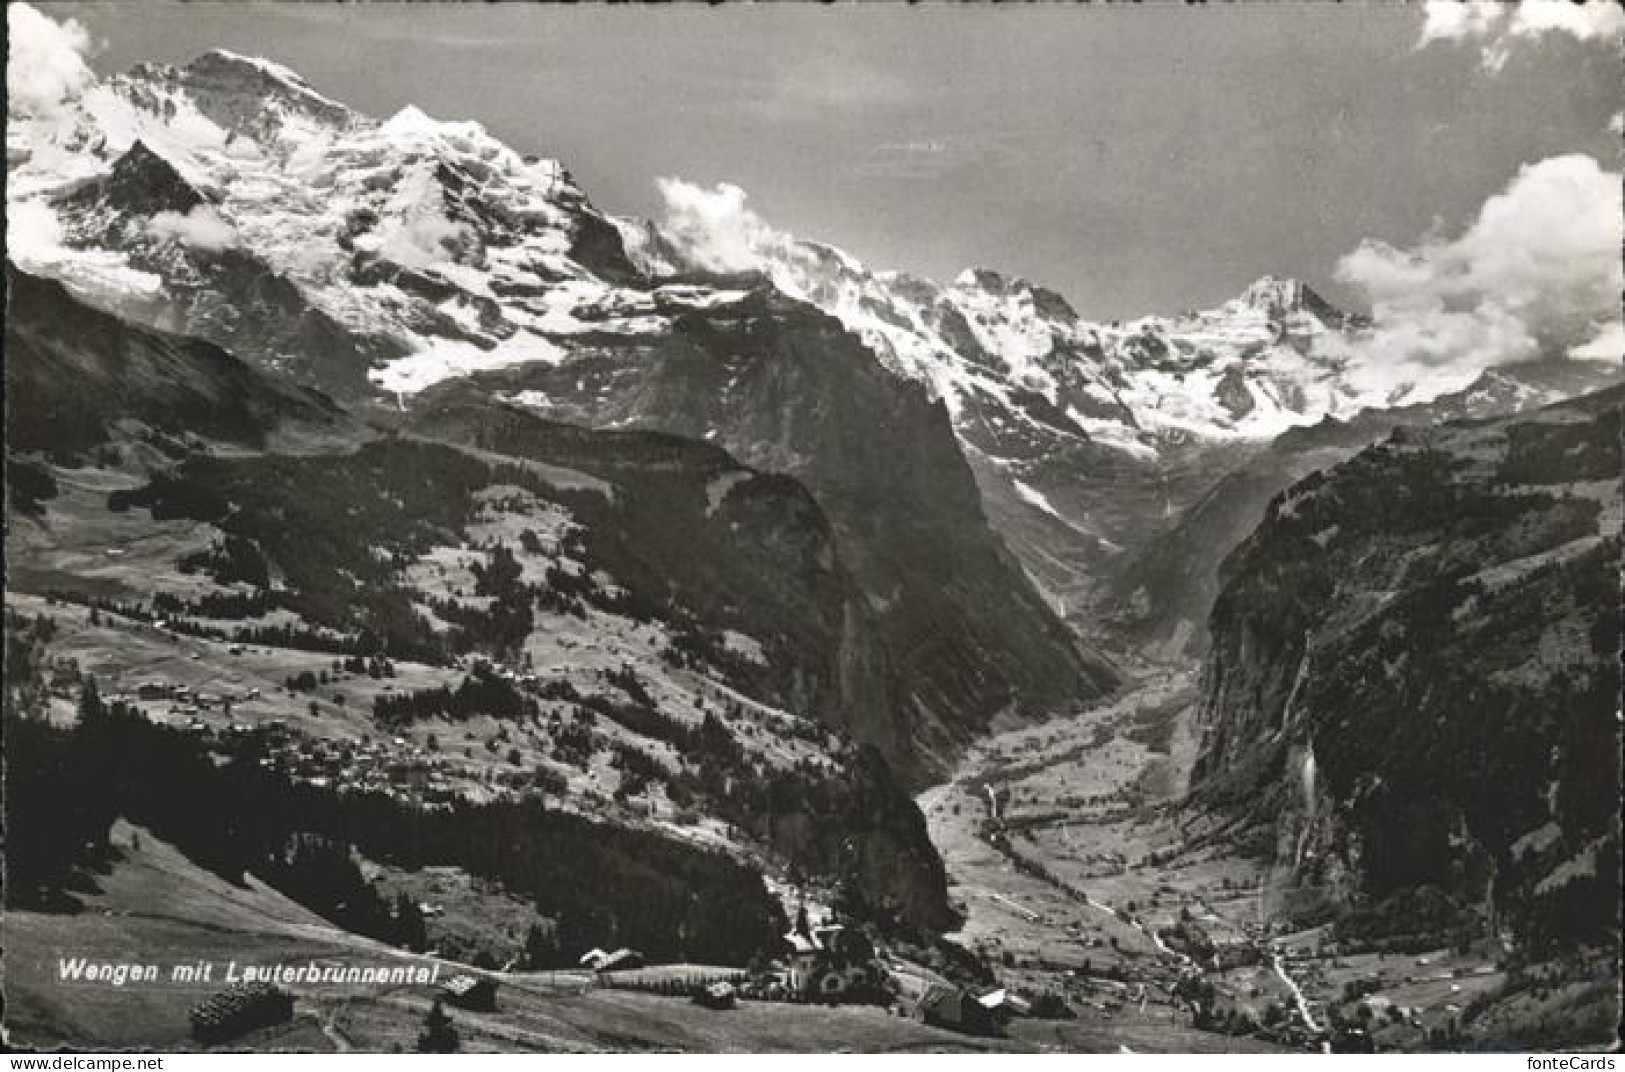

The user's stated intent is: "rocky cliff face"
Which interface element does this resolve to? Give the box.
[1189,390,1622,952]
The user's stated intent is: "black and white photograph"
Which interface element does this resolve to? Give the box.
[3,0,1621,1057]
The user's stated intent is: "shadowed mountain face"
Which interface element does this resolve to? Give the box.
[4,264,354,456]
[1189,390,1622,953]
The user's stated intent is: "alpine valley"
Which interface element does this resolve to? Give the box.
[4,43,1618,1054]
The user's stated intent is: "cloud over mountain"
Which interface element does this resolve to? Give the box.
[650,178,785,273]
[7,2,96,119]
[1335,153,1622,397]
[147,206,239,252]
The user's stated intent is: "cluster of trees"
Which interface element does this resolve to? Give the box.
[372,665,540,727]
[7,455,58,515]
[428,544,536,658]
[234,621,369,656]
[1175,975,1265,1036]
[1497,407,1619,485]
[178,534,272,588]
[339,654,397,678]
[416,1002,458,1053]
[260,833,428,950]
[153,588,281,620]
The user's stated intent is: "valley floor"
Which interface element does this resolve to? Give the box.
[918,668,1608,1054]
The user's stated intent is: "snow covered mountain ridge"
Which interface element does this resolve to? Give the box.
[619,190,1379,454]
[618,173,1442,451]
[8,48,748,397]
[12,45,1610,456]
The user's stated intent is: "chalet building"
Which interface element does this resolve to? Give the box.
[782,921,881,1001]
[914,983,998,1036]
[976,988,1032,1023]
[693,980,737,1009]
[188,982,293,1044]
[440,974,498,1011]
[580,947,643,973]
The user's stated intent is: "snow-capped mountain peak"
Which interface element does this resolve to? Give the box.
[5,48,738,395]
[1226,273,1353,331]
[1235,273,1310,312]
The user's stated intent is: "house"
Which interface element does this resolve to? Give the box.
[976,988,1033,1022]
[693,980,737,1010]
[580,947,643,973]
[915,983,998,1036]
[782,922,881,1001]
[440,974,498,1012]
[189,982,293,1044]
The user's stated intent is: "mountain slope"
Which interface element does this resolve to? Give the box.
[438,286,1117,778]
[4,263,354,456]
[5,255,958,939]
[1188,389,1622,956]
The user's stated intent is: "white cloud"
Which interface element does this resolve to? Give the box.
[377,209,467,270]
[1569,319,1625,362]
[7,2,96,118]
[1334,153,1623,399]
[1418,1,1625,72]
[650,178,788,273]
[6,198,66,264]
[1418,0,1510,45]
[147,205,239,252]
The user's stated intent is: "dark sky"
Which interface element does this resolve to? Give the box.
[49,1,1622,318]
